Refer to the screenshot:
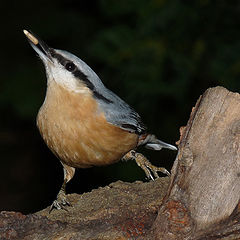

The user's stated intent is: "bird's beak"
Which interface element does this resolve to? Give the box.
[23,29,52,62]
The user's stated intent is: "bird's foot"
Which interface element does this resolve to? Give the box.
[123,150,170,180]
[49,189,71,213]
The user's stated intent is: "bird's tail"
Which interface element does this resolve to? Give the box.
[138,134,177,151]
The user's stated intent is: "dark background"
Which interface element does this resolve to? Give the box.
[0,0,240,214]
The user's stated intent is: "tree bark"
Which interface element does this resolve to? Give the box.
[154,86,240,239]
[1,86,240,240]
[0,179,170,239]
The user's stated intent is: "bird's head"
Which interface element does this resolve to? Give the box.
[23,30,101,94]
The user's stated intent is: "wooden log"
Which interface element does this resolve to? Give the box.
[0,179,170,239]
[153,86,240,239]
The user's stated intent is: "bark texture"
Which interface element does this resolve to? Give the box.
[1,86,240,239]
[0,179,169,239]
[154,86,240,239]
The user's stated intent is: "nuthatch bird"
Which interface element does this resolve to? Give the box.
[23,30,177,211]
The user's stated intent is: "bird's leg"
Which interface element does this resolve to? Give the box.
[122,150,170,180]
[49,163,75,212]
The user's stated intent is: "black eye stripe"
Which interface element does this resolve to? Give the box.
[50,50,78,73]
[49,50,90,83]
[73,70,94,90]
[49,49,67,66]
[49,49,113,104]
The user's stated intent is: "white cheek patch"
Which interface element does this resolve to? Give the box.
[47,63,90,94]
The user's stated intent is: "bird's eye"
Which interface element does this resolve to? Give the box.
[65,62,76,72]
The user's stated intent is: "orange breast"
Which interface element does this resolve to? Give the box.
[37,81,138,168]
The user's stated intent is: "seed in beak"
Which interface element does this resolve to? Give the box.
[23,30,39,45]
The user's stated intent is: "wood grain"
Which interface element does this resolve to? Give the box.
[154,86,240,239]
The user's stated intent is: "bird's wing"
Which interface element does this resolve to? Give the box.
[95,88,147,135]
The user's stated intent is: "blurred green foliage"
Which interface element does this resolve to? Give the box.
[0,0,240,213]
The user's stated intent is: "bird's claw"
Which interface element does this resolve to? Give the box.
[49,189,71,213]
[123,150,170,180]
